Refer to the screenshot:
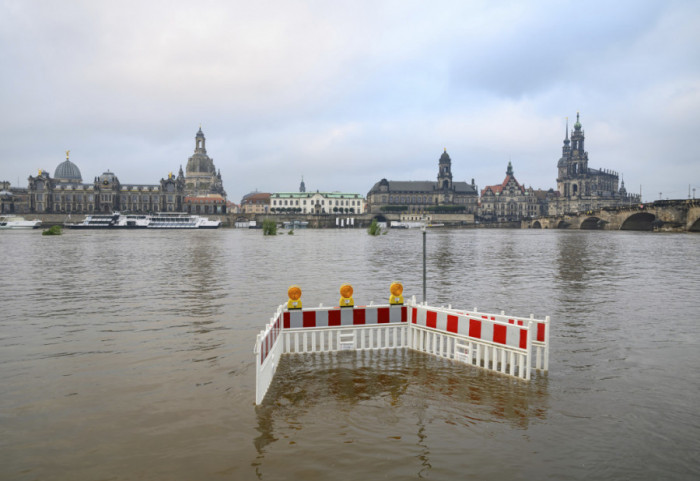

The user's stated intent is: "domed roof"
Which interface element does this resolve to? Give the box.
[98,171,118,184]
[439,149,451,163]
[54,159,82,182]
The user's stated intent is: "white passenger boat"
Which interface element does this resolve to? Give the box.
[147,213,222,229]
[65,213,121,229]
[0,215,42,229]
[65,212,220,229]
[117,214,150,228]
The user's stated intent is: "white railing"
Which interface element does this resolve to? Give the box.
[407,300,550,374]
[283,323,409,354]
[254,305,284,405]
[254,298,550,404]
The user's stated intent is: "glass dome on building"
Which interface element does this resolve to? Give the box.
[54,155,82,183]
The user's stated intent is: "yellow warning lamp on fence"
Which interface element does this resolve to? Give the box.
[389,281,404,305]
[339,283,354,308]
[287,285,302,309]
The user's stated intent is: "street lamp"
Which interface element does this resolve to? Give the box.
[422,223,427,304]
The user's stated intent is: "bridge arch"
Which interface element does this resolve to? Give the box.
[580,217,605,230]
[620,212,655,231]
[689,216,700,232]
[556,220,571,229]
[531,220,542,229]
[372,214,388,223]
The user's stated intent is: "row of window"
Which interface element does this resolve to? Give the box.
[380,195,473,204]
[42,194,177,203]
[272,199,360,207]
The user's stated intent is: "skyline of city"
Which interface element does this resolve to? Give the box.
[1,1,698,203]
[2,118,691,206]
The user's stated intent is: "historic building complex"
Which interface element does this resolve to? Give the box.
[267,178,365,215]
[366,149,478,217]
[1,127,227,216]
[480,162,545,222]
[547,113,638,215]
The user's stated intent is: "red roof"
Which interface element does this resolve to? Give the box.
[481,174,524,196]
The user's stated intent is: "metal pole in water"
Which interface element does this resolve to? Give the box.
[422,225,426,303]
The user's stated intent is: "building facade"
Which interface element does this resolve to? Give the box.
[270,191,366,215]
[0,181,29,214]
[479,162,540,222]
[12,127,228,216]
[548,113,639,215]
[367,149,478,216]
[24,152,186,214]
[240,191,270,214]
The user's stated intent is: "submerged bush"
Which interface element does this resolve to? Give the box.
[368,219,381,236]
[262,218,277,236]
[42,225,63,236]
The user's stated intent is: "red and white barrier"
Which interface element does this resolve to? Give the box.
[283,304,407,329]
[254,298,550,404]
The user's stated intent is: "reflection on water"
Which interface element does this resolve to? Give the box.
[253,349,550,479]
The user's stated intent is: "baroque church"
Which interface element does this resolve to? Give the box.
[366,149,478,216]
[184,127,226,197]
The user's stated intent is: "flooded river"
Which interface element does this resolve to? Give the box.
[1,228,699,480]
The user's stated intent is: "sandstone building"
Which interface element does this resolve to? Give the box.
[367,149,478,216]
[480,162,541,222]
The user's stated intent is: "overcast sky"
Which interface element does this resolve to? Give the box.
[1,0,698,203]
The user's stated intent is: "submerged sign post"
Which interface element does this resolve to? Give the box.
[254,283,550,405]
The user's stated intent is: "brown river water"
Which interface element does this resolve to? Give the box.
[1,228,699,480]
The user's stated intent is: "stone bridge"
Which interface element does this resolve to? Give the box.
[523,200,700,232]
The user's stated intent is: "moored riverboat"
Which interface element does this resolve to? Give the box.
[118,214,150,228]
[64,213,121,229]
[0,215,42,229]
[147,212,221,229]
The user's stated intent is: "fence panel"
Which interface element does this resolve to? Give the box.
[255,301,550,404]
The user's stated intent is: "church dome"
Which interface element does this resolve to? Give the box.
[439,149,451,163]
[54,159,82,182]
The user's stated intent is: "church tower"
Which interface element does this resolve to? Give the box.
[556,113,590,198]
[437,148,453,190]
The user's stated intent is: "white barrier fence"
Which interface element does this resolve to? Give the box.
[254,298,550,404]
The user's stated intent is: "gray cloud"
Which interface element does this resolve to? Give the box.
[1,0,699,203]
